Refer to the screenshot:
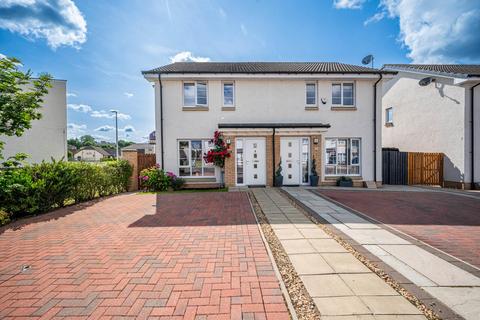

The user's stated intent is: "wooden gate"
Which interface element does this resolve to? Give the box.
[408,152,444,185]
[138,153,156,173]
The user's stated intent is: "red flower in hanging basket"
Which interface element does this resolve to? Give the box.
[203,130,231,168]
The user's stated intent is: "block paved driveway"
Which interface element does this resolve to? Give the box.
[316,189,480,269]
[0,192,289,319]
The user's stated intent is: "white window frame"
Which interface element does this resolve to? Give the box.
[331,82,355,106]
[222,81,235,107]
[325,138,361,176]
[386,107,393,124]
[305,82,317,106]
[177,139,214,177]
[183,81,208,107]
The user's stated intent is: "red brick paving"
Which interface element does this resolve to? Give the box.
[317,190,480,268]
[0,192,290,319]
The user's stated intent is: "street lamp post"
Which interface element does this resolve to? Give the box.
[110,110,119,159]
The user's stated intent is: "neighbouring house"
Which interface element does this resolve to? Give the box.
[1,79,67,163]
[382,64,480,189]
[73,146,115,162]
[142,62,395,188]
[121,143,155,156]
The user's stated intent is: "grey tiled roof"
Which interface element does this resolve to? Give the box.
[142,62,393,75]
[383,64,480,77]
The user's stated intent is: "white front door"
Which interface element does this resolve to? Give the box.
[244,138,266,186]
[281,138,301,185]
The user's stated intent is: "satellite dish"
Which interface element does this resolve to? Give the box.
[418,77,435,86]
[362,54,374,67]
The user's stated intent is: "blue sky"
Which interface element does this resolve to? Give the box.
[1,0,479,142]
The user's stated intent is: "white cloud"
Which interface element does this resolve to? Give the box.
[169,51,211,63]
[333,0,365,9]
[364,12,386,26]
[66,92,77,97]
[67,103,91,113]
[0,52,6,59]
[67,122,86,137]
[0,0,87,49]
[124,92,133,98]
[240,24,247,36]
[371,0,480,63]
[95,125,114,132]
[90,110,131,120]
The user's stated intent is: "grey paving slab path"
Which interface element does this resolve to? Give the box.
[252,188,426,319]
[284,187,480,320]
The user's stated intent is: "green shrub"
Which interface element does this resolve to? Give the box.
[139,167,185,192]
[0,210,10,226]
[0,159,132,221]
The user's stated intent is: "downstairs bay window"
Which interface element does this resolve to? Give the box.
[178,140,215,177]
[325,138,361,176]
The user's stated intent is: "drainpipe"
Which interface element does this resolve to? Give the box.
[373,73,383,183]
[158,74,165,169]
[471,82,480,190]
[272,128,276,186]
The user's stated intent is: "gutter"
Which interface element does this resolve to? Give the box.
[158,74,165,169]
[373,73,383,183]
[471,82,480,189]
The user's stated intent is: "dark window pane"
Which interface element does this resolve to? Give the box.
[196,82,207,105]
[332,84,341,104]
[343,83,354,105]
[224,83,234,105]
[183,83,195,106]
[306,84,316,105]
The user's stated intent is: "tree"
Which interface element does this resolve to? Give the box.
[80,135,96,146]
[0,56,52,159]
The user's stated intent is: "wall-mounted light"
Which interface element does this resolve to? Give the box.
[313,138,319,144]
[321,98,327,104]
[226,138,231,145]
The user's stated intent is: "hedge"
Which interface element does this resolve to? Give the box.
[0,159,132,224]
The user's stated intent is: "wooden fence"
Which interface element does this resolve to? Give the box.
[138,154,156,173]
[382,150,408,185]
[122,150,156,191]
[407,152,444,186]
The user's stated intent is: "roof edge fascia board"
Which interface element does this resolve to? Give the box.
[143,73,386,80]
[382,66,469,80]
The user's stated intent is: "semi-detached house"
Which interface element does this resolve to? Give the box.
[142,62,395,188]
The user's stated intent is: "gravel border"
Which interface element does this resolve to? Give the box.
[279,188,443,320]
[248,191,321,320]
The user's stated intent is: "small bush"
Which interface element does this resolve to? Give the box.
[139,166,185,192]
[0,210,11,226]
[0,159,132,221]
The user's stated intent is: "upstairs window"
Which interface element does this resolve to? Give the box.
[306,83,316,105]
[386,107,393,124]
[183,81,208,106]
[223,82,234,106]
[332,83,355,106]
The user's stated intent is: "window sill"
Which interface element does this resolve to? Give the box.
[331,106,357,111]
[305,106,319,111]
[221,106,236,111]
[385,122,394,127]
[325,176,363,180]
[182,106,209,111]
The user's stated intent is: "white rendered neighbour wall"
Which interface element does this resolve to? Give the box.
[382,72,466,184]
[153,77,382,183]
[1,80,67,163]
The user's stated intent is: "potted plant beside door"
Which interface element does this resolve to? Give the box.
[310,158,319,186]
[203,130,231,187]
[275,158,284,187]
